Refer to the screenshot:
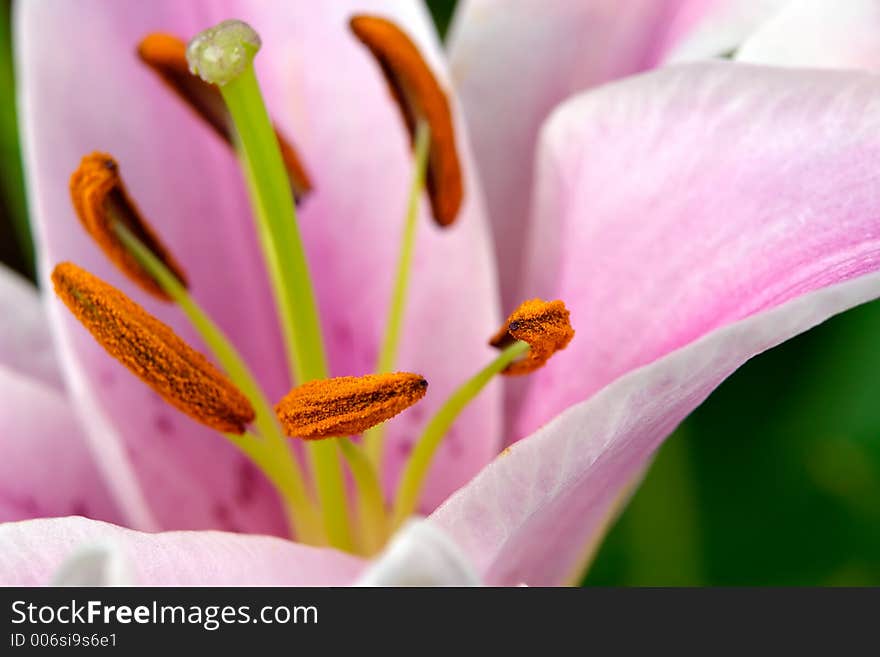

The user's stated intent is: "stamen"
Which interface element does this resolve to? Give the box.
[489,298,574,375]
[276,372,428,439]
[138,32,312,201]
[391,300,572,525]
[350,15,463,226]
[52,262,255,434]
[69,153,187,300]
[108,223,321,543]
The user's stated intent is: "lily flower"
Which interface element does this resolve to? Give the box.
[4,0,880,586]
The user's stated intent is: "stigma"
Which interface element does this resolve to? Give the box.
[138,31,312,202]
[276,372,428,439]
[52,262,255,434]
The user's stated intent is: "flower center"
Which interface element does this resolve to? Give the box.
[55,17,573,556]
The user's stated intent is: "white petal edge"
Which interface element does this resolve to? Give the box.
[51,543,133,586]
[356,518,480,587]
[0,516,364,586]
[736,0,880,70]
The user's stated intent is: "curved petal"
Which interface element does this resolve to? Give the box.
[447,0,735,309]
[0,516,363,586]
[432,270,880,585]
[356,519,480,586]
[434,61,880,584]
[736,0,880,70]
[17,0,500,530]
[519,61,880,439]
[0,263,61,388]
[0,366,121,524]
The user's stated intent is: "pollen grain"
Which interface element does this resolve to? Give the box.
[490,299,574,376]
[70,152,188,301]
[52,262,255,434]
[276,372,428,439]
[350,15,463,226]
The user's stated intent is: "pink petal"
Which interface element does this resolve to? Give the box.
[448,0,731,309]
[0,265,118,524]
[0,366,122,524]
[736,0,880,69]
[0,263,62,389]
[17,0,500,529]
[433,62,880,585]
[519,61,880,439]
[433,272,880,585]
[0,516,363,585]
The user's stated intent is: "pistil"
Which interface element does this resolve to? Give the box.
[187,19,351,550]
[138,33,312,202]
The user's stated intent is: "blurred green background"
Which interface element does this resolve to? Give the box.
[2,0,878,585]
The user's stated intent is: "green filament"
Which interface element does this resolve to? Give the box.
[392,340,530,528]
[112,221,322,543]
[364,119,432,469]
